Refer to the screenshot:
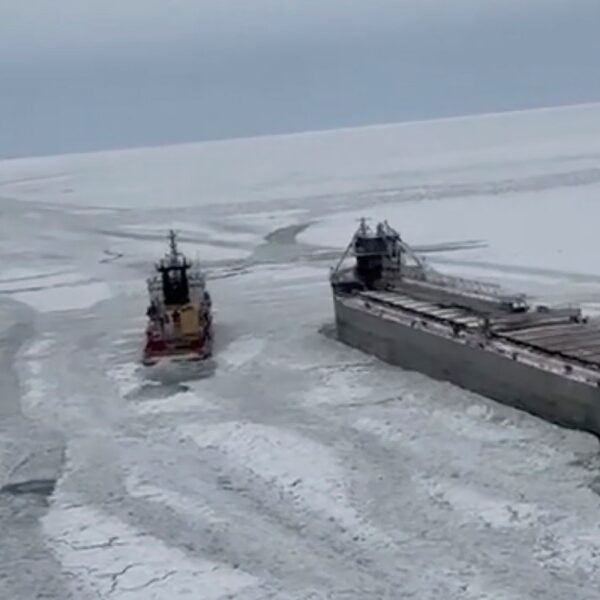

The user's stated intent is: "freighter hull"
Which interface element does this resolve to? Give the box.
[334,295,600,436]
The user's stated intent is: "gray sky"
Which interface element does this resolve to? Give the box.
[1,0,599,158]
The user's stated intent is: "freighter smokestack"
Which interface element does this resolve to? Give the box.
[353,219,386,288]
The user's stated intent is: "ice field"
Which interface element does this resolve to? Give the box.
[2,103,600,598]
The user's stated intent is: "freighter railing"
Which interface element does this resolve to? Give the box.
[403,263,528,307]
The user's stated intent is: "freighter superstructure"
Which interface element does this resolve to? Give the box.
[331,219,600,435]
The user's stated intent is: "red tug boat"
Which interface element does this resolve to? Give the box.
[143,230,213,366]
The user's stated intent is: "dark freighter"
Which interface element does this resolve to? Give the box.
[330,219,600,436]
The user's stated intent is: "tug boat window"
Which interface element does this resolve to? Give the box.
[162,268,190,305]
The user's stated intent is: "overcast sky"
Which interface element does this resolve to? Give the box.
[1,0,600,158]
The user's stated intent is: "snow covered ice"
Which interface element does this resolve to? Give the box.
[2,104,600,598]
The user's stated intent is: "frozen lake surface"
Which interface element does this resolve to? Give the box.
[1,104,600,598]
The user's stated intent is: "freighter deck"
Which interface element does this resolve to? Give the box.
[497,323,600,367]
[360,290,485,329]
[359,289,600,370]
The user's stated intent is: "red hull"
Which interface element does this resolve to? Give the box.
[143,330,213,366]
